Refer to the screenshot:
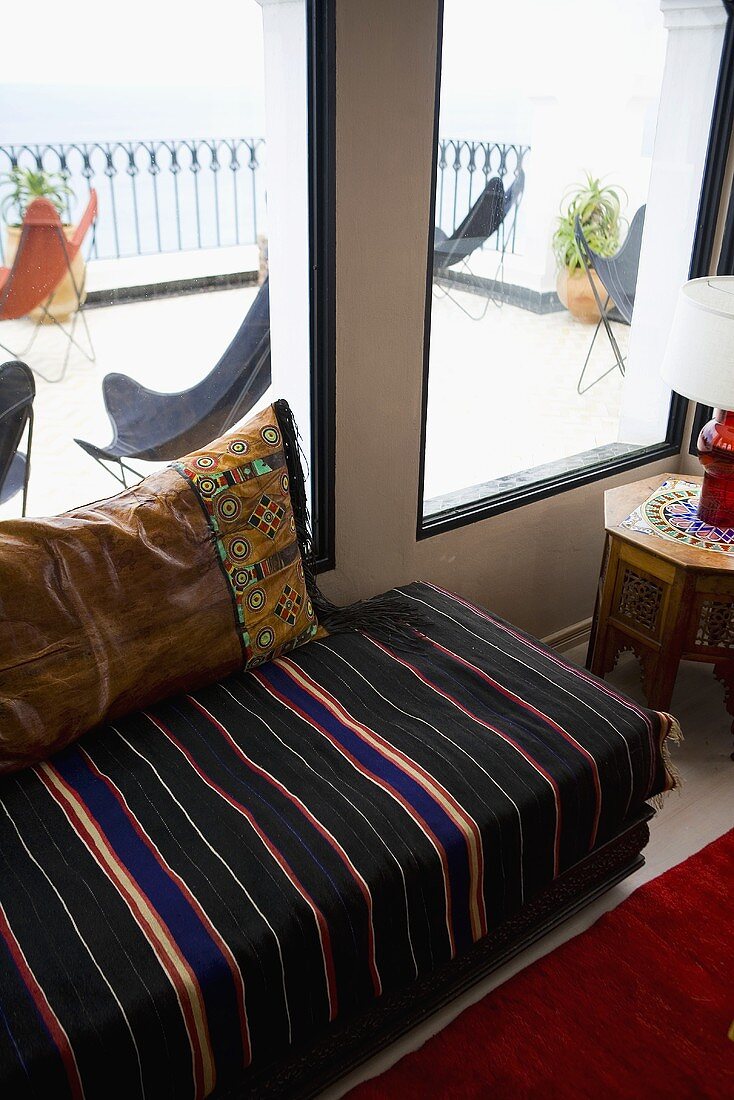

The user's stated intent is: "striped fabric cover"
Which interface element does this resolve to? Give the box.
[0,583,675,1099]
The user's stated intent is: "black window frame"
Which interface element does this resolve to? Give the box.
[688,5,734,456]
[307,0,336,570]
[418,0,734,541]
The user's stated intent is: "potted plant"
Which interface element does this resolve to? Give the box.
[0,166,86,323]
[553,174,626,323]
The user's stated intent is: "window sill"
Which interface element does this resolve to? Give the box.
[418,438,681,539]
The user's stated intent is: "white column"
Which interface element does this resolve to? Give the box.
[255,0,311,461]
[617,0,727,444]
[506,97,564,295]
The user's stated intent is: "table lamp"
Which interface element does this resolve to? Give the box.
[661,275,734,529]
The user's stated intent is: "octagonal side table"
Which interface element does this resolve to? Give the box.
[586,473,734,758]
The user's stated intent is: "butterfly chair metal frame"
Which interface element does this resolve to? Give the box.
[0,192,98,384]
[75,278,271,487]
[433,170,525,321]
[574,205,646,396]
[0,359,35,517]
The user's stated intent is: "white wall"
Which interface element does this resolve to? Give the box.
[256,0,312,465]
[618,0,728,445]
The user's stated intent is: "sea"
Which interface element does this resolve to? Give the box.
[0,84,268,261]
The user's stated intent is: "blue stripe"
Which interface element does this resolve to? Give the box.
[262,663,473,950]
[51,750,244,1079]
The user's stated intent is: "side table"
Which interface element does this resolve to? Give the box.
[587,473,734,758]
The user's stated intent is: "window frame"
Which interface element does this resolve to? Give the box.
[418,0,734,541]
[307,0,336,570]
[688,11,734,456]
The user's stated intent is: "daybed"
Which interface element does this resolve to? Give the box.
[0,397,677,1098]
[0,580,676,1099]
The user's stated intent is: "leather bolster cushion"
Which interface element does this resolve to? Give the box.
[0,402,318,773]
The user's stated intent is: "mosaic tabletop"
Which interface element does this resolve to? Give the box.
[621,477,734,555]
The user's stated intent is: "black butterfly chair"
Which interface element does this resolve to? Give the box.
[433,170,525,320]
[75,278,271,486]
[0,360,35,517]
[574,205,646,395]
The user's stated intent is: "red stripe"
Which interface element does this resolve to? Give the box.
[422,634,603,850]
[426,581,657,792]
[276,659,489,941]
[144,713,340,1022]
[371,637,563,879]
[80,750,252,1066]
[253,668,459,958]
[0,903,84,1100]
[38,766,208,1099]
[188,696,382,996]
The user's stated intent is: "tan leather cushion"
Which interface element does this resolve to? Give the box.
[0,403,317,772]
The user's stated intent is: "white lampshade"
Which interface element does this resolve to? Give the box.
[661,276,734,410]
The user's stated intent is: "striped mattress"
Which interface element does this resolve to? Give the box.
[0,582,676,1099]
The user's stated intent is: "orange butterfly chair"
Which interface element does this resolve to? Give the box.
[0,190,97,382]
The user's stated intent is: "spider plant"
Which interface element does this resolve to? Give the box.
[553,174,627,273]
[0,166,75,225]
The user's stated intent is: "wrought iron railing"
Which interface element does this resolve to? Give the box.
[436,139,530,253]
[0,136,529,266]
[0,138,266,263]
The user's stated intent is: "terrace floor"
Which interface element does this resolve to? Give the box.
[424,284,629,509]
[0,279,628,521]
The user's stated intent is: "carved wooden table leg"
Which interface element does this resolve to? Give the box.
[713,663,734,761]
[591,476,734,760]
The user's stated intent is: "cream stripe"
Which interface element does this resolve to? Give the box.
[143,713,337,1023]
[39,764,215,1098]
[190,696,382,995]
[113,729,291,1044]
[254,671,457,957]
[81,748,251,1064]
[280,659,486,941]
[364,636,563,879]
[219,683,420,980]
[1,801,145,1098]
[323,643,524,908]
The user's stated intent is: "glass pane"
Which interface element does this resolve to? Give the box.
[422,0,726,520]
[0,0,311,520]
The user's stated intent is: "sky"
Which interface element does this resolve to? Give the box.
[3,1,265,88]
[0,0,267,142]
[0,0,666,145]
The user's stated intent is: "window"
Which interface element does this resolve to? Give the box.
[419,0,734,535]
[0,0,334,564]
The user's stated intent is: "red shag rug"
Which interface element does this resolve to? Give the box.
[351,830,734,1099]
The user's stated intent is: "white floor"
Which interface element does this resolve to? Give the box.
[1,284,627,521]
[0,285,264,520]
[326,650,734,1098]
[424,288,629,500]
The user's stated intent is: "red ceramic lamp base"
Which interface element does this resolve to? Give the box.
[697,409,734,528]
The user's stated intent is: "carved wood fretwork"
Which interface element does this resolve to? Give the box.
[617,569,663,633]
[696,599,734,650]
[599,634,657,701]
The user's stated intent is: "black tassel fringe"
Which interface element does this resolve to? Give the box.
[274,399,429,646]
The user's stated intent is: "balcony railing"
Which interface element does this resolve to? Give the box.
[0,138,266,263]
[0,135,529,266]
[436,138,530,253]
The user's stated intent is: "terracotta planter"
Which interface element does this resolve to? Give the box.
[556,267,613,324]
[5,224,87,324]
